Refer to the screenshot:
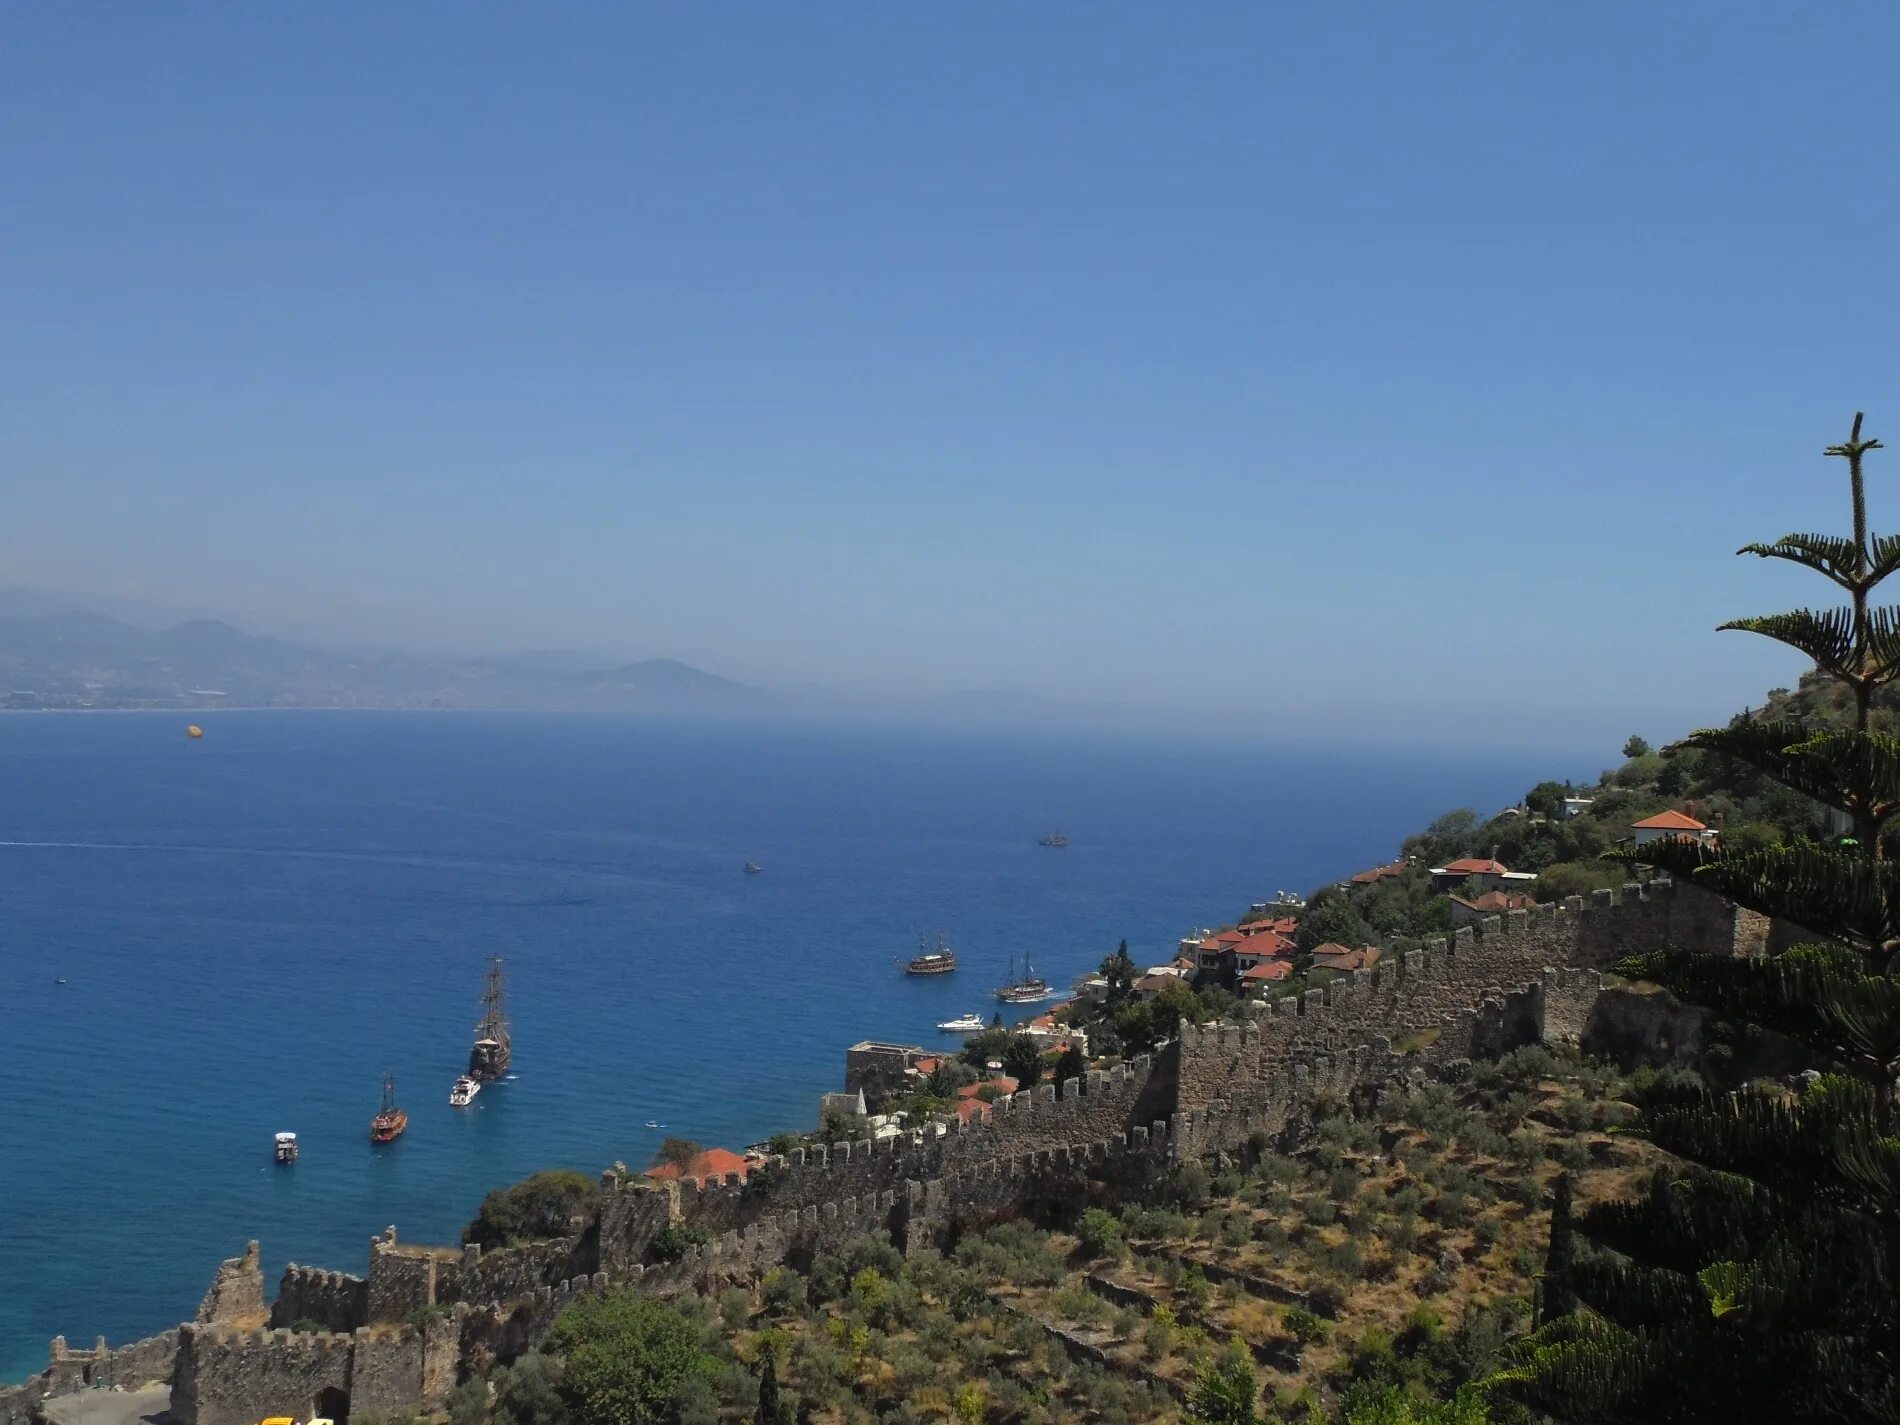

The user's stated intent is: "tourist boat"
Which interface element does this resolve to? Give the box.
[743,861,762,875]
[450,1075,480,1108]
[994,953,1053,1004]
[274,1131,299,1164]
[370,1074,408,1144]
[937,1013,987,1033]
[467,954,512,1083]
[1037,832,1068,848]
[903,933,957,975]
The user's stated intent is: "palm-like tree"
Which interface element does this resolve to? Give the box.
[1498,415,1900,1424]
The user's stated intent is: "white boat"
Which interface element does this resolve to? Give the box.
[273,1131,298,1164]
[938,1013,987,1033]
[450,1075,480,1107]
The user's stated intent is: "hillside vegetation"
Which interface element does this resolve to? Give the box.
[434,1045,1666,1425]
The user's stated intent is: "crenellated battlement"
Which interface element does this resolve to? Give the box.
[271,1264,368,1333]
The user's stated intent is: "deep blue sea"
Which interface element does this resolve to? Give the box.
[0,711,1563,1379]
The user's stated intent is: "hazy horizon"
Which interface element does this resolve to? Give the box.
[6,6,1886,746]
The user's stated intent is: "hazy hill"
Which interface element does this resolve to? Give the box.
[0,602,768,714]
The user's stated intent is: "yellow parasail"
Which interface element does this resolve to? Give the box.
[186,725,203,739]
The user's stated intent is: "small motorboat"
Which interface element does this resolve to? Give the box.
[743,861,762,875]
[274,1131,299,1164]
[54,977,66,986]
[450,1075,480,1108]
[645,1119,667,1129]
[938,1013,987,1034]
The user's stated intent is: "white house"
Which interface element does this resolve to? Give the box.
[1632,810,1719,847]
[1559,796,1595,820]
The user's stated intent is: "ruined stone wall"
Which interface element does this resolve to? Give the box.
[449,1238,585,1311]
[1171,881,1740,1115]
[596,1057,1161,1272]
[1572,879,1741,964]
[172,1325,353,1425]
[196,1241,265,1326]
[365,1231,466,1322]
[0,1330,180,1425]
[171,1316,456,1425]
[271,1266,368,1333]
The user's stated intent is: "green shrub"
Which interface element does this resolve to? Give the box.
[759,1267,805,1316]
[491,1352,570,1425]
[649,1224,712,1263]
[446,1379,488,1425]
[463,1170,599,1249]
[1076,1208,1125,1259]
[548,1292,719,1425]
[1283,1306,1330,1344]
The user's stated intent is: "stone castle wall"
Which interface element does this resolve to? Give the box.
[0,1331,179,1425]
[172,1314,460,1425]
[271,1266,369,1334]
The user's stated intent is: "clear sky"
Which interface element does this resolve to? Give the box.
[3,4,1896,748]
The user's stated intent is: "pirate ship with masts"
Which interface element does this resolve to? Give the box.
[370,1073,408,1143]
[451,955,512,1107]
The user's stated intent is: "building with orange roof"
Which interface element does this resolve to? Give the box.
[1448,890,1537,925]
[1310,943,1383,974]
[1234,930,1294,968]
[1349,861,1408,886]
[1632,809,1719,847]
[1240,961,1294,989]
[645,1147,752,1187]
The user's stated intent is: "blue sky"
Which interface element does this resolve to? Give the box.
[3,4,1896,748]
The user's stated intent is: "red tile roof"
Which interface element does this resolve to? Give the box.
[1241,961,1294,984]
[1238,930,1296,959]
[1634,810,1706,830]
[646,1147,751,1186]
[1241,918,1298,937]
[1441,857,1509,875]
[1351,861,1408,885]
[1311,945,1383,973]
[1451,891,1536,914]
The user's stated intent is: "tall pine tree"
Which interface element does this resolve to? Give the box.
[1499,414,1900,1424]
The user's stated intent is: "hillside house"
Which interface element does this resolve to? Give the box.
[1310,942,1384,973]
[1348,860,1408,887]
[1449,890,1537,926]
[1429,856,1513,891]
[1560,796,1595,819]
[1240,960,1295,991]
[1632,810,1719,847]
[645,1147,752,1187]
[1134,967,1188,998]
[1234,928,1295,971]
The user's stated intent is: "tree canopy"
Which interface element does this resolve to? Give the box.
[547,1290,721,1425]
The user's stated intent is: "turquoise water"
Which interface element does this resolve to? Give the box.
[0,711,1560,1379]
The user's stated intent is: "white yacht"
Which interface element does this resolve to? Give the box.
[938,1013,987,1033]
[450,1075,480,1107]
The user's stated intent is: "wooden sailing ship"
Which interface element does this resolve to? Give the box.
[468,954,512,1083]
[370,1074,408,1143]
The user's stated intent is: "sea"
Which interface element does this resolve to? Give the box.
[0,710,1567,1380]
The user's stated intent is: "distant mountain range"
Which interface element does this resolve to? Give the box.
[0,596,770,713]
